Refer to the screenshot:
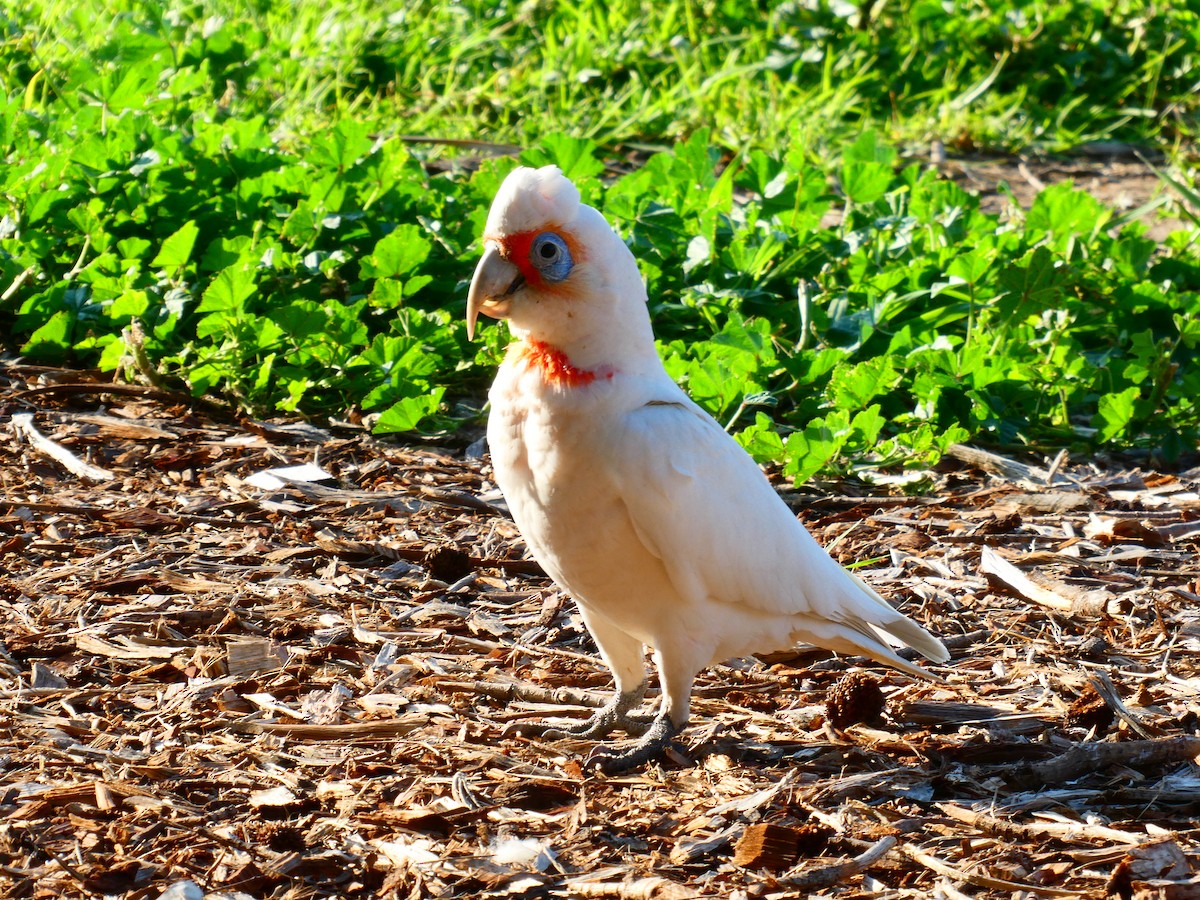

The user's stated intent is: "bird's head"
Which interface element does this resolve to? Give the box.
[466,165,655,371]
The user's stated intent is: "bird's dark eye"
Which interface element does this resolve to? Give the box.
[530,232,574,283]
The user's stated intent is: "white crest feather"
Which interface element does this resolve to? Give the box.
[485,165,581,235]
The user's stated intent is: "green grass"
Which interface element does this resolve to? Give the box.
[8,1,1200,154]
[3,0,1200,477]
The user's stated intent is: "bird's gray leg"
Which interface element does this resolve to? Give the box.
[585,713,679,773]
[540,681,652,739]
[512,611,652,740]
[585,645,696,773]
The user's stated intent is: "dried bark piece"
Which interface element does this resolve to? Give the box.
[782,835,897,892]
[1084,514,1170,547]
[733,823,804,869]
[1131,879,1200,900]
[1011,736,1200,788]
[566,876,698,898]
[1064,683,1115,734]
[731,821,835,870]
[226,638,290,677]
[1109,840,1195,900]
[997,492,1092,513]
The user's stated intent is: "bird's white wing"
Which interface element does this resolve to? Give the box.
[610,396,948,671]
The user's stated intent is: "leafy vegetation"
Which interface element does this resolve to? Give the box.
[2,0,1199,477]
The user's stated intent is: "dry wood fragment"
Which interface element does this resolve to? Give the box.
[1132,878,1200,900]
[437,678,607,709]
[1010,736,1200,787]
[16,380,231,416]
[733,823,798,868]
[980,546,1116,615]
[995,491,1092,513]
[65,412,176,440]
[223,716,431,739]
[562,876,700,899]
[947,443,1071,485]
[314,534,546,576]
[895,700,1055,734]
[938,803,1147,844]
[780,835,896,891]
[11,413,114,482]
[1084,513,1170,547]
[899,843,1091,896]
[74,633,187,660]
[670,824,741,865]
[225,638,289,677]
[0,498,240,526]
[1087,672,1156,739]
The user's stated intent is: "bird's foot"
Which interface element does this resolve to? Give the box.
[584,714,680,774]
[505,687,651,741]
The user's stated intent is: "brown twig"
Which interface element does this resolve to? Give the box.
[222,716,431,739]
[899,843,1089,896]
[1009,736,1200,788]
[781,835,896,891]
[436,678,607,709]
[10,413,113,482]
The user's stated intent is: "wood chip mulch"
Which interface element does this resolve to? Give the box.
[1,361,1198,900]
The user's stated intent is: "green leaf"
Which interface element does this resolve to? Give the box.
[831,357,897,411]
[198,265,256,315]
[151,221,200,269]
[22,310,72,359]
[361,225,432,280]
[844,131,897,166]
[996,246,1067,316]
[735,412,785,462]
[373,389,445,434]
[520,134,605,182]
[1093,386,1141,443]
[840,133,897,205]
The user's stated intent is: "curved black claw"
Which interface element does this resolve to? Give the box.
[584,714,680,774]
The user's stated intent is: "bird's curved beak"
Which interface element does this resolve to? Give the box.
[466,242,523,340]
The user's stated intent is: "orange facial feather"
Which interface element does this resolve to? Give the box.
[485,225,584,294]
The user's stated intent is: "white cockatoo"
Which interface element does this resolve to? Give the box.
[467,165,949,772]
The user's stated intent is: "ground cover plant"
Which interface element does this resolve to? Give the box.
[3,0,1200,476]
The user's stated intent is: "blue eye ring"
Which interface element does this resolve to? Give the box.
[530,232,574,283]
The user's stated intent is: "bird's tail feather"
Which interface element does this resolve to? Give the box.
[841,571,951,679]
[839,619,947,682]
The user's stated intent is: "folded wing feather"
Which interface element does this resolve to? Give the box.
[610,395,949,677]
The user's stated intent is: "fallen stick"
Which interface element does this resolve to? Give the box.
[900,843,1089,896]
[223,716,430,739]
[781,835,896,891]
[10,412,114,482]
[437,678,607,709]
[1010,736,1200,788]
[946,444,1070,485]
[938,803,1147,845]
[564,876,696,899]
[979,546,1115,615]
[1088,672,1155,740]
[16,381,231,417]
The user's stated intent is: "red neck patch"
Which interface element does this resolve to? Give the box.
[511,339,596,388]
